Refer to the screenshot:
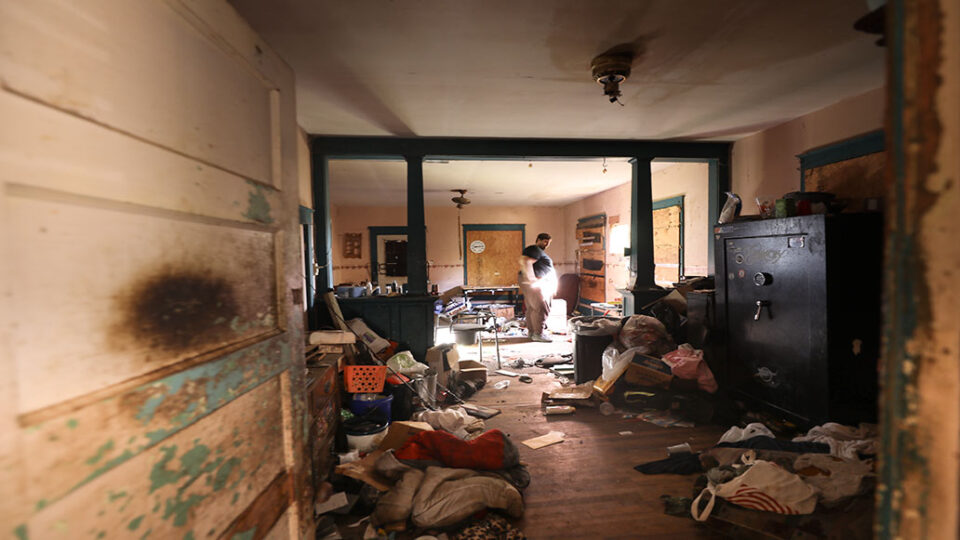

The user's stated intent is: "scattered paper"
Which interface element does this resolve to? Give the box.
[495,369,519,377]
[522,431,565,449]
[619,431,634,436]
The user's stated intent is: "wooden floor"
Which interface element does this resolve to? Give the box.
[461,337,728,540]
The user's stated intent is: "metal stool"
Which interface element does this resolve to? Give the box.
[452,310,502,369]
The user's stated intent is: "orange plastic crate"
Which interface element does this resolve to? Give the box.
[343,365,387,394]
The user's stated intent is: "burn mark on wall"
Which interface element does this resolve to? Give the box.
[115,269,239,354]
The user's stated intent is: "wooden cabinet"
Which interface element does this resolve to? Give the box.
[306,353,341,494]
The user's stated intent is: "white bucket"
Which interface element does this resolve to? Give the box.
[345,423,388,453]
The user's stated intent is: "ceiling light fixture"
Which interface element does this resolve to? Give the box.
[591,52,633,105]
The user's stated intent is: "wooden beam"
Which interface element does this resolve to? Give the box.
[406,156,428,295]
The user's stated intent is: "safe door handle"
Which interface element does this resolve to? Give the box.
[753,300,770,321]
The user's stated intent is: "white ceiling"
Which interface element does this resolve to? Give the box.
[231,0,884,141]
[328,159,682,206]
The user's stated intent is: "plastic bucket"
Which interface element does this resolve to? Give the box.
[344,422,388,453]
[349,394,393,422]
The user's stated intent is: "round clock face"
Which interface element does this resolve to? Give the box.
[469,240,486,254]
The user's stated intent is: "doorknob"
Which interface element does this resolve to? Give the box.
[753,300,770,321]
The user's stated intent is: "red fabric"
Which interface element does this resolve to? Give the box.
[394,429,513,470]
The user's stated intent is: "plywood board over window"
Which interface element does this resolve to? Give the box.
[464,225,524,287]
[799,130,886,210]
[652,196,684,286]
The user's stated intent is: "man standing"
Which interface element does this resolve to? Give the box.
[519,233,557,342]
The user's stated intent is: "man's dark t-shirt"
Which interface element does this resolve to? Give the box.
[522,245,554,278]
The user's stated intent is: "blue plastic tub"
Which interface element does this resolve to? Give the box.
[349,394,393,422]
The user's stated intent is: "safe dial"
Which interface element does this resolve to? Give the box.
[753,272,773,286]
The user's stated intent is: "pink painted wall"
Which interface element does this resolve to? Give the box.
[732,87,885,209]
[560,162,711,301]
[330,204,566,291]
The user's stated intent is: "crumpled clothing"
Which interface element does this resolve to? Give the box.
[794,453,873,504]
[661,344,718,394]
[635,452,703,475]
[413,406,485,439]
[395,429,520,471]
[717,422,775,444]
[791,422,879,460]
[372,452,524,528]
[717,435,830,454]
[452,512,526,540]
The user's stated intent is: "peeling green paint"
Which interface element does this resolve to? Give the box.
[86,440,116,465]
[73,449,136,493]
[64,337,285,497]
[212,458,241,491]
[14,524,27,540]
[35,499,47,511]
[108,490,127,502]
[164,494,206,527]
[183,531,195,540]
[141,529,152,540]
[232,530,255,540]
[136,395,166,425]
[242,182,274,224]
[127,516,144,531]
[231,492,240,505]
[96,531,105,539]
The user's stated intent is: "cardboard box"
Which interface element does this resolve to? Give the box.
[425,344,460,387]
[376,421,434,452]
[457,359,488,384]
[623,354,674,389]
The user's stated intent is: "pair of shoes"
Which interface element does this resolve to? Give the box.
[529,333,552,343]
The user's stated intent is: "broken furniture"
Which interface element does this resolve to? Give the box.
[714,213,883,425]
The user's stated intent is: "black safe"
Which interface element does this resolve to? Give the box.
[714,213,883,425]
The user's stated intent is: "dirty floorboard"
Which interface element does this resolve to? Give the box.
[460,336,727,539]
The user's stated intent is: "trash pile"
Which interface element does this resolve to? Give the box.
[637,421,878,537]
[314,300,527,539]
[538,282,727,425]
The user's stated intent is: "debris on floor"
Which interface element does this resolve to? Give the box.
[521,431,565,449]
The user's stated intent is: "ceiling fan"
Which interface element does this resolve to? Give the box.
[451,189,472,260]
[451,189,471,208]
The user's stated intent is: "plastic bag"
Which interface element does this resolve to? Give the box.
[569,316,621,336]
[692,452,817,521]
[618,315,676,356]
[661,344,718,394]
[387,351,429,375]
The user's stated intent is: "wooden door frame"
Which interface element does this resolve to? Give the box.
[652,195,685,282]
[462,224,525,285]
[368,226,408,285]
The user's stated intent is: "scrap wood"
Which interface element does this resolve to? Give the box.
[334,450,393,492]
[460,402,500,419]
[522,431,565,450]
[321,291,357,362]
[541,392,597,408]
[548,382,593,400]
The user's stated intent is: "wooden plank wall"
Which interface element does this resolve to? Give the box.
[0,1,307,538]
